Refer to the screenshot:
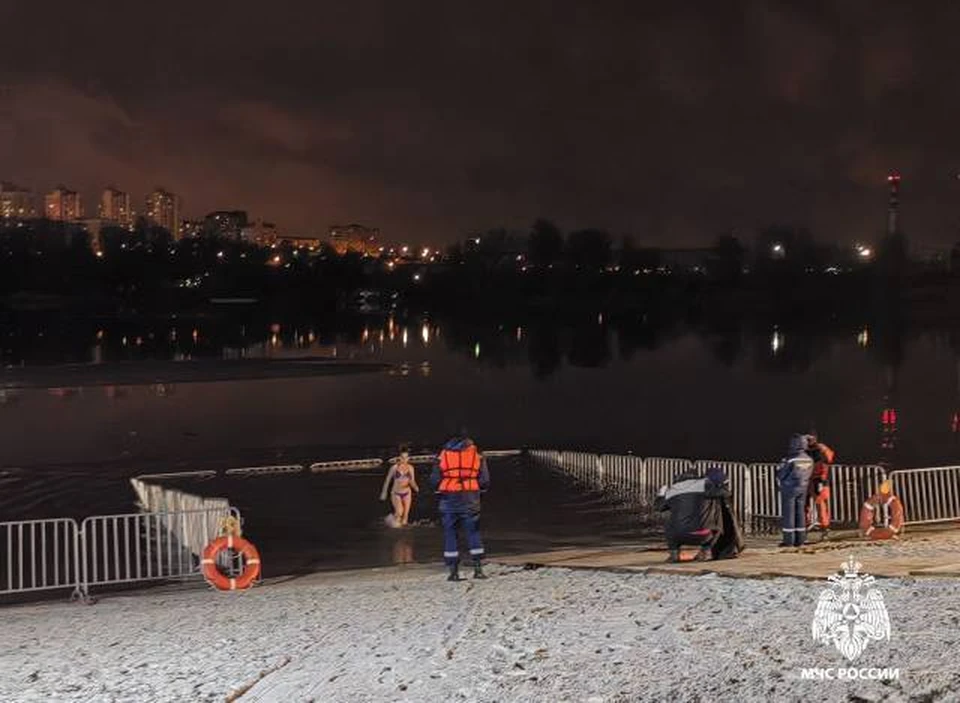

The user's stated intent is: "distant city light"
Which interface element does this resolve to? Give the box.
[421,323,430,345]
[858,328,870,348]
[402,328,409,348]
[217,251,224,259]
[857,245,873,259]
[413,273,422,282]
[95,251,104,258]
[771,329,784,354]
[401,245,410,255]
[474,342,481,359]
[421,247,430,258]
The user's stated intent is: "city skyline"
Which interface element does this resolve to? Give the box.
[4,3,960,246]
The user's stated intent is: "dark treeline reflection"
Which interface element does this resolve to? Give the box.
[0,297,936,378]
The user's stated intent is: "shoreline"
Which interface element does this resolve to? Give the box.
[0,358,391,389]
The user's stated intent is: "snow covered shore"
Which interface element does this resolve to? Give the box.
[3,564,959,702]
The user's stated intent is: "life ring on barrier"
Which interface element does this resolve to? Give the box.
[858,482,905,540]
[201,534,261,591]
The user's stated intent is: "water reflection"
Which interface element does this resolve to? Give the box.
[391,533,415,564]
[0,307,941,381]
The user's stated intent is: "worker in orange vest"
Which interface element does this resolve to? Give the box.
[430,433,491,581]
[805,434,835,538]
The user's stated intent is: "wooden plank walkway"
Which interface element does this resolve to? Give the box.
[494,530,960,580]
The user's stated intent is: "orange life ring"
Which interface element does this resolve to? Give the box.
[201,535,261,591]
[866,526,899,540]
[859,492,905,540]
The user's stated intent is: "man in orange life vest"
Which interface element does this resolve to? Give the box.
[805,434,835,538]
[430,433,491,581]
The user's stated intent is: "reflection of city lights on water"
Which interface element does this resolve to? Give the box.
[122,336,128,347]
[771,329,784,354]
[271,333,279,347]
[474,342,481,359]
[598,313,604,325]
[402,328,409,348]
[192,329,199,343]
[362,327,370,344]
[858,328,869,348]
[516,326,523,342]
[96,329,104,341]
[421,323,430,345]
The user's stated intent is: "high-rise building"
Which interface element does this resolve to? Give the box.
[99,187,133,227]
[0,182,36,220]
[329,223,380,256]
[241,219,279,247]
[44,186,83,221]
[145,188,181,239]
[887,172,901,235]
[203,210,248,239]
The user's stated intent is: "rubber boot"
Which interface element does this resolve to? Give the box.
[447,565,465,582]
[473,561,487,580]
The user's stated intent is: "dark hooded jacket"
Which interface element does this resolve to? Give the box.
[703,467,745,558]
[655,469,726,540]
[776,434,814,497]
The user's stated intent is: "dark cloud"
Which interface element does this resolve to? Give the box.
[1,0,960,246]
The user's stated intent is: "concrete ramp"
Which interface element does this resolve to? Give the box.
[494,530,960,580]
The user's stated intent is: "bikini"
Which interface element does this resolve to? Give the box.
[393,466,413,497]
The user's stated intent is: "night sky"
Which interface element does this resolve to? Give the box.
[2,1,959,247]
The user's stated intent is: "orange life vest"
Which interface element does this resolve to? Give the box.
[438,444,482,493]
[810,442,834,483]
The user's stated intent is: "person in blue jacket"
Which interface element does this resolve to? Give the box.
[777,433,814,547]
[430,433,491,581]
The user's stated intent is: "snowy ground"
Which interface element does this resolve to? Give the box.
[3,562,960,703]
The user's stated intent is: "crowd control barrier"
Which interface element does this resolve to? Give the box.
[531,450,893,533]
[890,466,960,526]
[0,518,82,599]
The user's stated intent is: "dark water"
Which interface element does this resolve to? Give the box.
[3,309,955,574]
[0,456,651,576]
[1,310,958,472]
[157,456,649,575]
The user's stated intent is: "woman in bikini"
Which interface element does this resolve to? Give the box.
[380,449,419,526]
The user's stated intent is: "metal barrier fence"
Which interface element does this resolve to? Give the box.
[535,451,890,531]
[1,507,237,601]
[1,518,81,598]
[78,507,238,598]
[891,466,960,526]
